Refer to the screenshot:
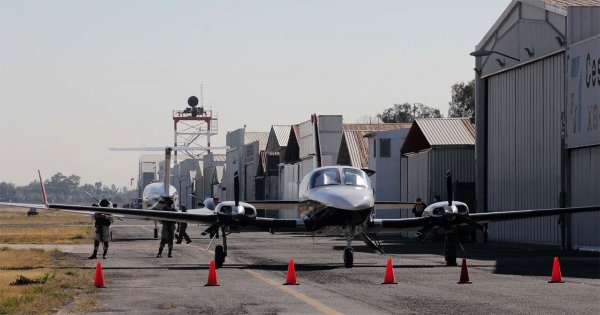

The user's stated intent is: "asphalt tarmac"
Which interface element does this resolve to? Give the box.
[52,221,600,314]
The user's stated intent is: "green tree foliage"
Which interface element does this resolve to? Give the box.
[377,102,443,123]
[0,172,138,206]
[448,80,475,122]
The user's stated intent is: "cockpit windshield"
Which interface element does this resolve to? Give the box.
[343,168,370,188]
[310,168,341,188]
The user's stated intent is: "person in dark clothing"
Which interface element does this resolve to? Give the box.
[412,197,427,218]
[156,203,177,258]
[175,205,192,244]
[89,213,113,259]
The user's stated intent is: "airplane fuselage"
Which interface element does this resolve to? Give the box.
[297,166,375,234]
[142,182,179,210]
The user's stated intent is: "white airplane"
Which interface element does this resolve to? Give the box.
[3,116,599,269]
[7,165,600,269]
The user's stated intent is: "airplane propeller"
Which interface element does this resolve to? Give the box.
[234,172,240,207]
[446,170,453,207]
[201,171,273,236]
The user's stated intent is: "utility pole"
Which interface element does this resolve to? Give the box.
[413,103,423,122]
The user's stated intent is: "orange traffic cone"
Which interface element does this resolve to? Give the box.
[457,258,472,284]
[94,261,105,288]
[549,257,564,283]
[205,260,219,286]
[381,258,397,284]
[284,259,299,285]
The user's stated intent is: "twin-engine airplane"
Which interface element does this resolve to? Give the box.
[4,164,599,268]
[2,115,599,269]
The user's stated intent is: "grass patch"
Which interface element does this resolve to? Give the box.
[0,226,93,244]
[0,207,92,225]
[0,248,97,314]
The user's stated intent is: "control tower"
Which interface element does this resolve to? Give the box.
[172,95,218,163]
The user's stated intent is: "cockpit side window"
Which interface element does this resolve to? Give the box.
[310,168,341,188]
[342,168,370,187]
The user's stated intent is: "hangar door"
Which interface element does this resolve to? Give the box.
[486,52,564,244]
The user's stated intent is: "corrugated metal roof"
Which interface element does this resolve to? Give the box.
[477,0,599,50]
[416,118,475,146]
[341,123,412,168]
[244,132,269,150]
[544,0,600,8]
[271,125,291,148]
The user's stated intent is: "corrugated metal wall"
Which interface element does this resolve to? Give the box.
[566,5,600,250]
[279,163,299,200]
[400,152,430,204]
[486,53,564,244]
[429,147,475,202]
[570,146,600,249]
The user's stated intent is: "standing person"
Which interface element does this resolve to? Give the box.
[412,197,427,218]
[156,202,177,258]
[175,205,192,244]
[89,213,113,259]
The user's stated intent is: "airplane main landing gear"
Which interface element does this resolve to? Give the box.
[444,235,457,266]
[214,226,228,268]
[343,225,355,268]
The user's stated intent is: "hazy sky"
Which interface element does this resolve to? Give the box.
[1,0,510,188]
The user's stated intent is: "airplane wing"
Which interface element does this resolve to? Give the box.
[45,204,219,224]
[249,201,416,210]
[0,202,217,224]
[0,202,47,209]
[0,202,130,218]
[370,205,600,232]
[467,206,600,223]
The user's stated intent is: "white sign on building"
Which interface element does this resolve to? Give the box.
[567,35,600,148]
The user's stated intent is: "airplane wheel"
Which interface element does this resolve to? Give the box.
[343,247,354,268]
[215,245,225,268]
[153,227,158,239]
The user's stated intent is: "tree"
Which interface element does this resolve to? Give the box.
[0,173,138,204]
[448,80,475,122]
[377,102,443,123]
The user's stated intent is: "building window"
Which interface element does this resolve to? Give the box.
[373,139,377,158]
[379,138,391,158]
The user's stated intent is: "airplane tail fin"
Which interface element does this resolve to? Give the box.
[311,113,323,167]
[38,170,48,207]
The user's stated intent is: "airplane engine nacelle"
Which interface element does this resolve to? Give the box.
[422,201,469,218]
[215,201,257,219]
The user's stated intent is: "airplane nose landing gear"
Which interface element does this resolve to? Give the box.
[214,226,228,268]
[343,225,355,268]
[343,247,354,268]
[444,235,457,266]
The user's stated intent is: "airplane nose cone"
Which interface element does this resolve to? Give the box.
[311,186,374,210]
[232,205,245,215]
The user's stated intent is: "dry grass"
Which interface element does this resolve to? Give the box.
[0,248,98,314]
[0,207,92,225]
[0,207,95,244]
[0,226,93,244]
